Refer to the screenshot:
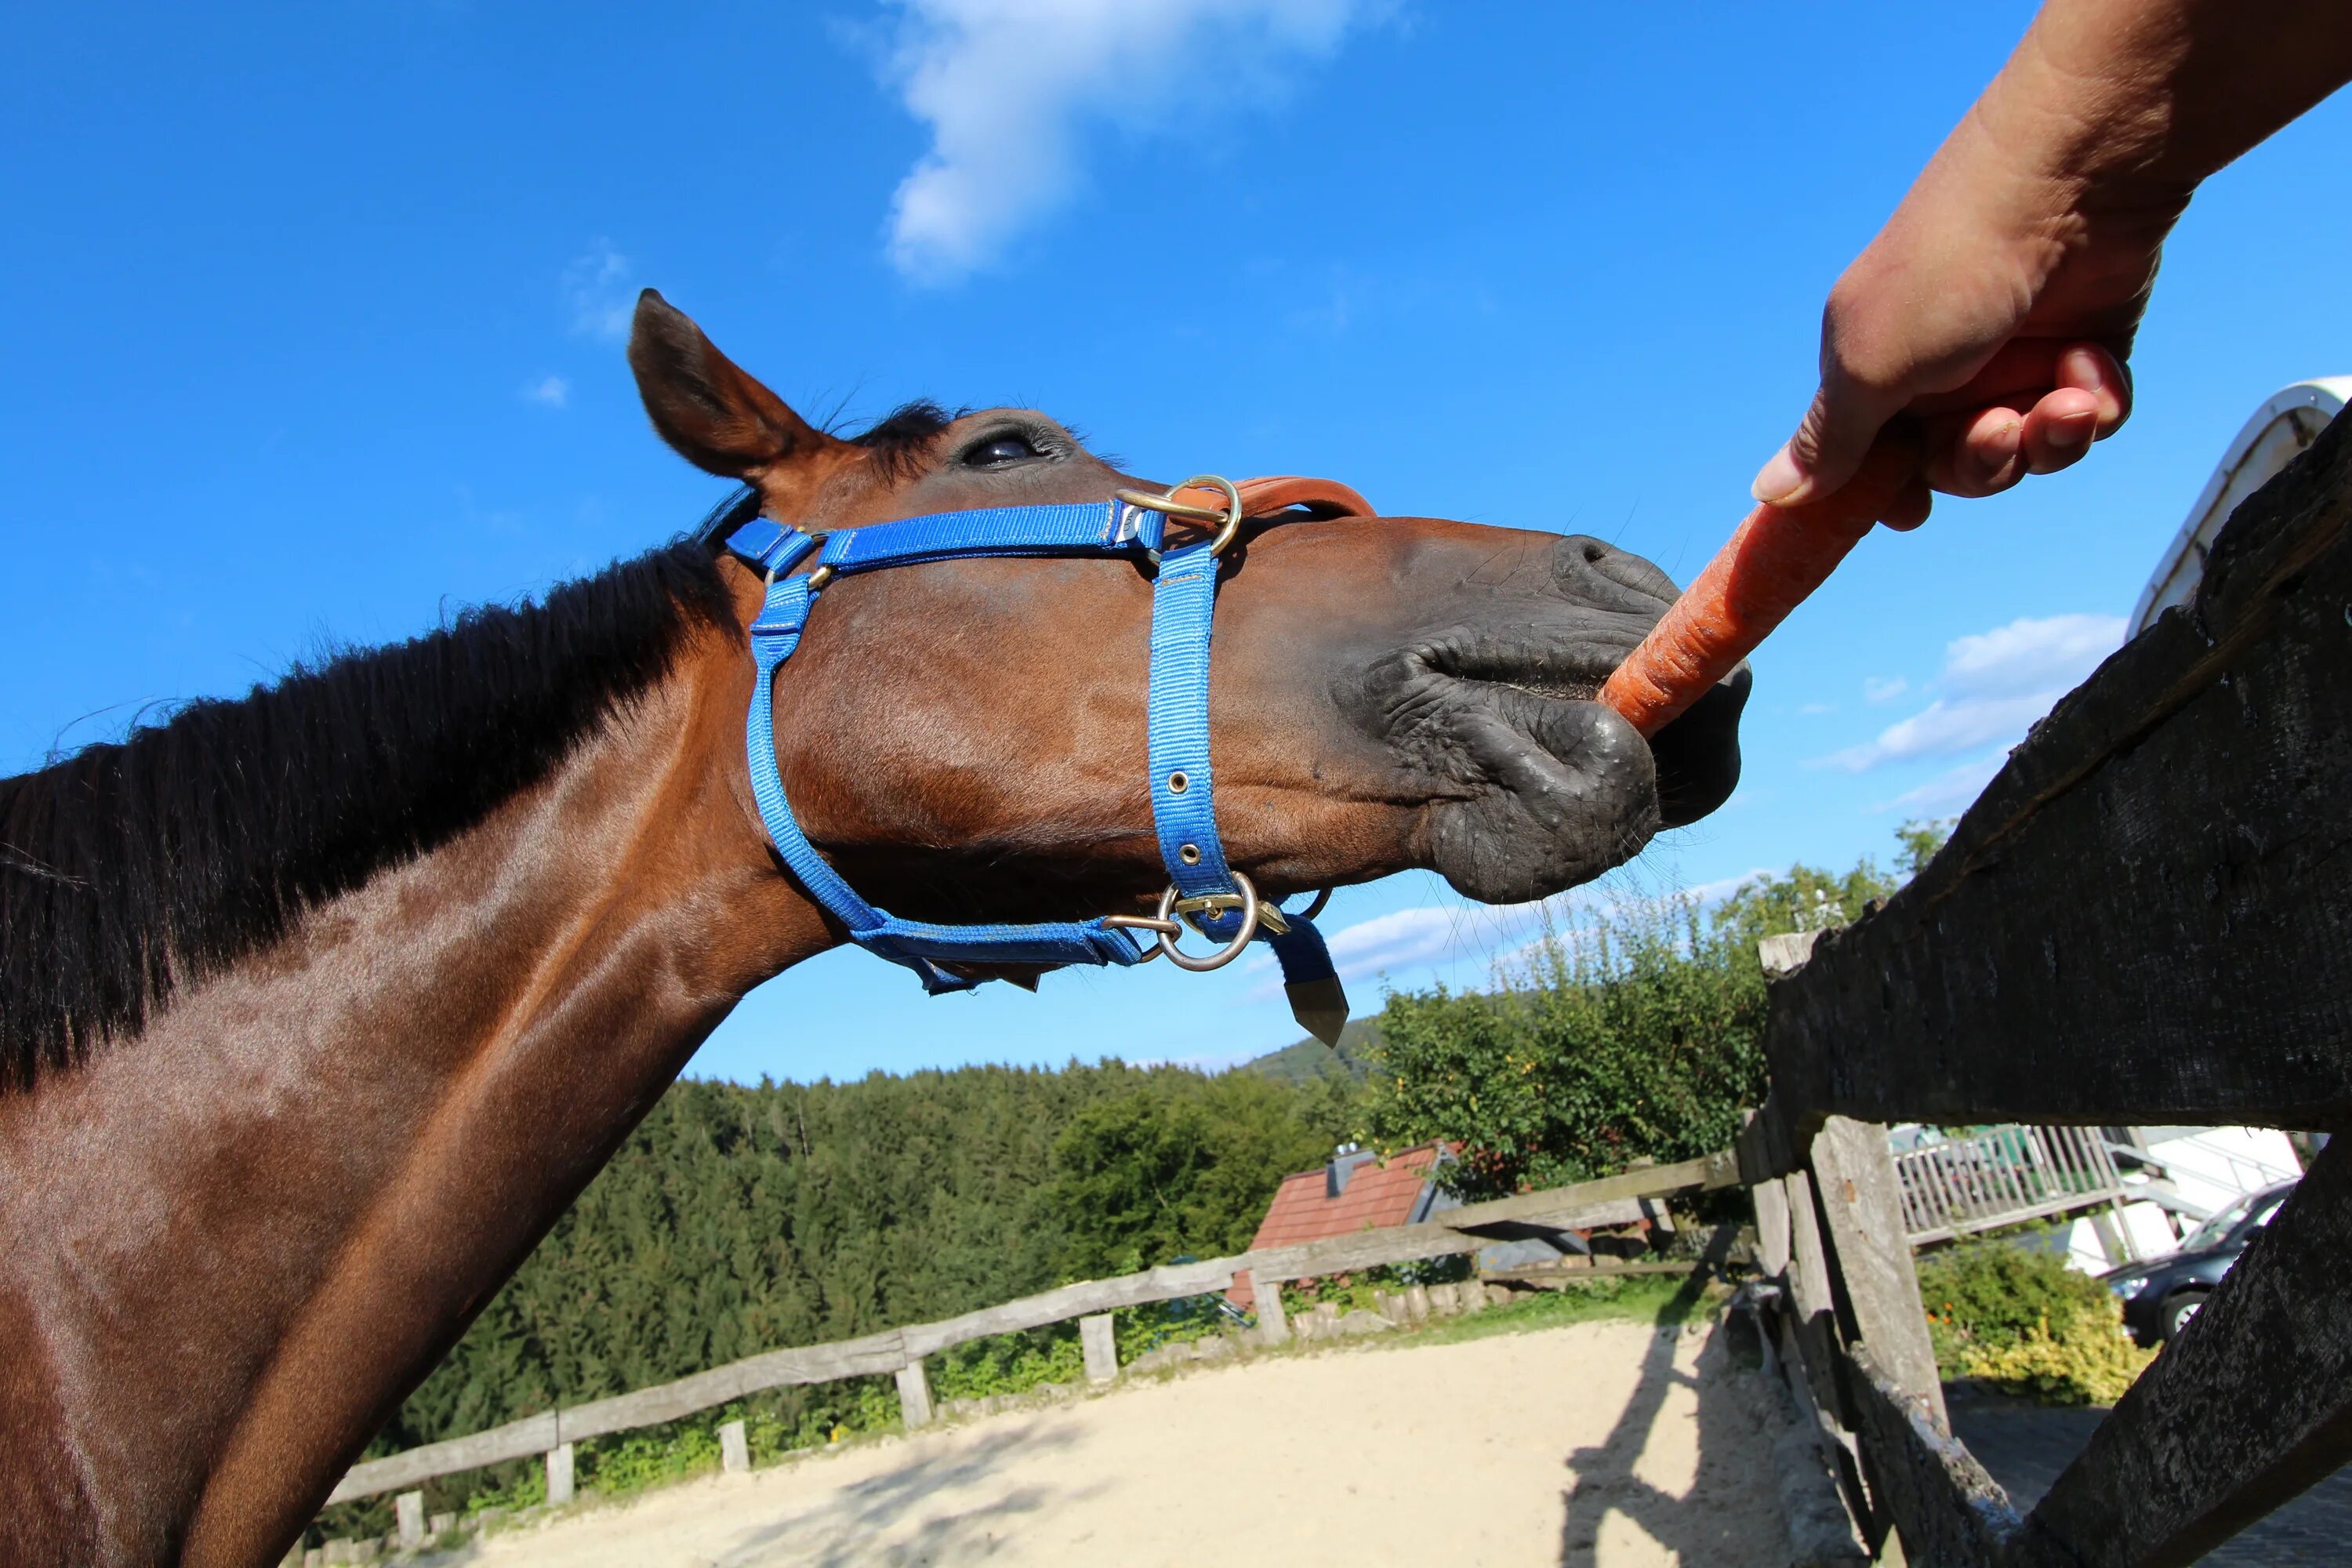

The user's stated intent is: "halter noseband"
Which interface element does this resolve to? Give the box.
[704,474,1375,1046]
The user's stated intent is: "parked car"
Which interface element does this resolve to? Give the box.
[2099,1179,2298,1345]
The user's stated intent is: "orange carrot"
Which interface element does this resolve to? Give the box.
[1599,438,1923,736]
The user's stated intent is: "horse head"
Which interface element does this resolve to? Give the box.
[630,289,1747,938]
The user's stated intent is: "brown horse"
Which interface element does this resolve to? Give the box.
[0,290,1748,1566]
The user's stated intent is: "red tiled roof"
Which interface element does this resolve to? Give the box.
[1228,1143,1452,1308]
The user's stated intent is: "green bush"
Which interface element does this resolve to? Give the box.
[1357,838,1926,1202]
[1916,1240,2153,1405]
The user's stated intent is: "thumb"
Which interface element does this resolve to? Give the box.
[1751,369,1904,506]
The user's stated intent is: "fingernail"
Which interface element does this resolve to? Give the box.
[2048,408,2095,447]
[1751,446,1810,505]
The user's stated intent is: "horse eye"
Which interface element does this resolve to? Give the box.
[963,434,1042,467]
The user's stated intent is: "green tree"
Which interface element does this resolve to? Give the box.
[1363,830,1931,1200]
[1050,1073,1335,1276]
[1361,898,1766,1200]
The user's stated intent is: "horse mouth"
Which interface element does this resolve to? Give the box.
[1360,639,1748,904]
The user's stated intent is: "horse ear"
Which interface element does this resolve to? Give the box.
[627,290,833,480]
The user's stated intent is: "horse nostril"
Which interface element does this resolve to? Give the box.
[1583,542,1605,564]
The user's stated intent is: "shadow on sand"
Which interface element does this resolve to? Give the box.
[1553,1276,1787,1566]
[710,1417,1098,1568]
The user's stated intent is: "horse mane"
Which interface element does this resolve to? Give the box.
[0,537,737,1093]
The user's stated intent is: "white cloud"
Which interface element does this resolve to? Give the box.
[877,0,1376,282]
[522,374,570,408]
[1820,613,2123,773]
[1798,701,1835,716]
[1875,753,2005,816]
[563,241,633,339]
[1254,869,1773,999]
[1863,675,1908,704]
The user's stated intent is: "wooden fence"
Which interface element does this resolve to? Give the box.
[325,1149,1737,1506]
[1731,403,2352,1566]
[1892,1123,2126,1247]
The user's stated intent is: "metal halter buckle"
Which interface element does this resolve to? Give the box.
[1112,474,1247,556]
[1101,877,1334,972]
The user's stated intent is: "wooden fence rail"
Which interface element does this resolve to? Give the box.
[326,1149,1737,1504]
[1892,1123,2125,1246]
[1732,404,2352,1566]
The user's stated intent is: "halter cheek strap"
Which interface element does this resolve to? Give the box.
[704,475,1368,1044]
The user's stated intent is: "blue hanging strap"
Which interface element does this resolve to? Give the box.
[1145,543,1350,1044]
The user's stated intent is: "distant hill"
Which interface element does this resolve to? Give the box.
[1240,1018,1384,1083]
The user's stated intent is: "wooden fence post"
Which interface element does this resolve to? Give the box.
[1753,1172,1792,1278]
[544,1442,574,1506]
[1809,1116,1946,1426]
[394,1491,424,1547]
[1080,1313,1118,1384]
[718,1418,750,1472]
[895,1360,935,1428]
[1244,1269,1288,1345]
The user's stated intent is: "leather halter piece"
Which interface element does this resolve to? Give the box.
[702,474,1375,1046]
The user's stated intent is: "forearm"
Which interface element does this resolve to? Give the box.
[1977,0,2352,198]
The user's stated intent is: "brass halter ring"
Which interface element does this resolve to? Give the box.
[1101,875,1333,972]
[1112,474,1247,556]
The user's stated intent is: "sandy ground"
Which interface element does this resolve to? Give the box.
[462,1317,1795,1568]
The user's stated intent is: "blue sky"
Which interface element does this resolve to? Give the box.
[6,3,2349,1084]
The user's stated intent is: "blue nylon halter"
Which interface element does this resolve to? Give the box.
[701,484,1348,1040]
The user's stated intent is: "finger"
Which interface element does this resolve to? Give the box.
[1923,405,2027,498]
[1879,475,1933,532]
[2053,342,2131,436]
[2022,386,2103,474]
[1752,370,1906,506]
[1906,337,2129,422]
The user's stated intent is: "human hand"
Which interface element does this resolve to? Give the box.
[1748,133,2165,527]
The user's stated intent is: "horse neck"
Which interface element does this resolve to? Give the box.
[0,601,829,1567]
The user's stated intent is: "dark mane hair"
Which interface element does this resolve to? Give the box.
[0,539,735,1092]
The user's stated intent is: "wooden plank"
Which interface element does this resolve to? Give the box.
[1487,1258,1721,1285]
[900,1261,1232,1356]
[1243,1269,1287,1345]
[1079,1314,1118,1384]
[1752,1174,1791,1277]
[1809,1117,1945,1427]
[1835,1341,2034,1568]
[894,1363,933,1430]
[557,1328,911,1443]
[2021,1135,2352,1567]
[326,1410,558,1503]
[1764,411,2352,1131]
[1781,1169,1849,1438]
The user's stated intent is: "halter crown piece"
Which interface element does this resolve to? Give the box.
[704,474,1377,1046]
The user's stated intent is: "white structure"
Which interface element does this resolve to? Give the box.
[2130,376,2350,636]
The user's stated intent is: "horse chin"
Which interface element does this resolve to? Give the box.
[1420,686,1663,905]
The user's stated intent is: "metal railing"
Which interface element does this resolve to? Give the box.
[1891,1124,2125,1247]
